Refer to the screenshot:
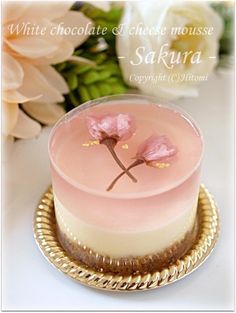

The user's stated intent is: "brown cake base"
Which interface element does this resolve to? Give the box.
[57,219,199,275]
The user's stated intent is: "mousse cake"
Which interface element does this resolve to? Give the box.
[48,95,203,274]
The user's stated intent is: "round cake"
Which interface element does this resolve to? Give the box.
[48,94,203,275]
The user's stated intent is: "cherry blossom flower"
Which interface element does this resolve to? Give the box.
[107,135,177,191]
[86,113,137,182]
[136,135,177,166]
[86,113,136,142]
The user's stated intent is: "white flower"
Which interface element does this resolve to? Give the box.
[2,2,95,139]
[117,0,223,100]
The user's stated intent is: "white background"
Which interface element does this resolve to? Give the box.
[2,69,234,311]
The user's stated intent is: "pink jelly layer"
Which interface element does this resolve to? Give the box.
[52,167,200,231]
[49,101,203,231]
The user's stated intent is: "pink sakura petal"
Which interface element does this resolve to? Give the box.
[99,115,119,137]
[86,113,136,141]
[137,135,177,164]
[86,116,103,140]
[116,114,136,141]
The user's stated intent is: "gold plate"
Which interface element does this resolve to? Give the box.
[34,184,220,291]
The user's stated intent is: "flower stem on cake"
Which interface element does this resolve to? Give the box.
[86,113,137,182]
[107,135,177,191]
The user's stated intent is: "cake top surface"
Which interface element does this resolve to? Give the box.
[50,100,203,198]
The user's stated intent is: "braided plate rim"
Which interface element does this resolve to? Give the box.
[33,184,220,292]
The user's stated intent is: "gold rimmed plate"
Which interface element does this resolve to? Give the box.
[34,184,220,291]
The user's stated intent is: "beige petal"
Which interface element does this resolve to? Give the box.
[17,61,64,103]
[2,102,19,135]
[2,2,29,24]
[22,102,65,125]
[5,37,59,59]
[3,53,24,90]
[68,55,95,66]
[87,1,111,12]
[2,134,14,162]
[5,17,63,42]
[24,2,73,21]
[37,65,69,94]
[3,90,42,104]
[10,109,42,139]
[5,17,64,57]
[55,11,93,48]
[32,39,74,65]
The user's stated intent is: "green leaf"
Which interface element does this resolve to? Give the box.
[79,3,106,20]
[59,2,129,112]
[95,19,117,32]
[211,2,234,56]
[103,7,123,22]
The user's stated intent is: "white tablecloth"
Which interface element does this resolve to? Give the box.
[2,69,234,311]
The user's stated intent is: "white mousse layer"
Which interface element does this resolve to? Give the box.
[54,194,198,258]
